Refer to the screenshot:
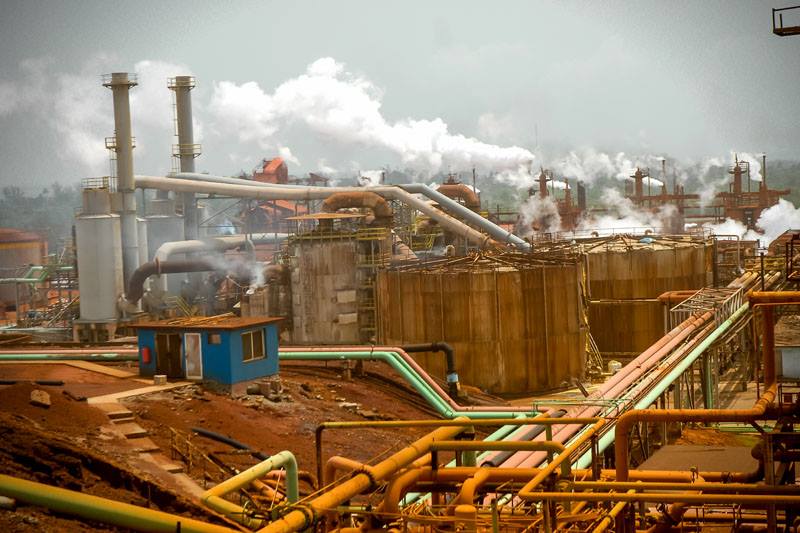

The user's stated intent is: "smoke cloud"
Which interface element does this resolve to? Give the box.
[0,56,194,176]
[576,188,677,236]
[209,57,534,175]
[706,199,800,246]
[517,195,562,236]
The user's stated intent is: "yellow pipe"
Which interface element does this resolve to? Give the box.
[591,489,636,533]
[573,481,800,494]
[518,420,605,499]
[0,474,236,533]
[258,418,471,533]
[524,491,800,505]
[202,451,298,529]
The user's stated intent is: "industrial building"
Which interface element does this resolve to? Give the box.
[1,12,800,532]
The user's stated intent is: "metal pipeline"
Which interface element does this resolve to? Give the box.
[135,174,532,249]
[201,450,298,529]
[321,191,393,222]
[0,474,236,533]
[153,234,289,263]
[257,419,471,533]
[0,353,138,362]
[399,342,459,398]
[124,257,254,306]
[614,290,800,481]
[496,310,715,469]
[163,173,530,249]
[191,427,269,460]
[279,348,541,418]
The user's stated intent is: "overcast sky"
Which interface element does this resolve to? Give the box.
[1,0,799,190]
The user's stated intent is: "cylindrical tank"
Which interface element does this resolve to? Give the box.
[584,235,711,358]
[377,254,587,394]
[76,189,123,321]
[145,197,185,293]
[0,228,47,305]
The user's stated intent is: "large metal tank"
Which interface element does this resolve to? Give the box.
[584,235,711,359]
[75,188,123,322]
[145,197,184,292]
[377,253,587,394]
[0,228,46,305]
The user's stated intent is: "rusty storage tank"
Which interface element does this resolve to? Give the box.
[583,235,711,360]
[376,252,587,394]
[0,228,47,305]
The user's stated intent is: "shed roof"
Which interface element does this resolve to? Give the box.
[133,314,282,331]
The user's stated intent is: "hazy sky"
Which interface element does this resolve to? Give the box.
[1,0,799,189]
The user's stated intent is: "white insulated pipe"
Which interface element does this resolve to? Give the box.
[135,175,492,248]
[161,172,530,250]
[151,233,288,292]
[104,72,140,285]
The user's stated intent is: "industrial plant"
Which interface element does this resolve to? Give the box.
[2,3,800,533]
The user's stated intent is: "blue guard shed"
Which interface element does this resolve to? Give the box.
[133,315,282,395]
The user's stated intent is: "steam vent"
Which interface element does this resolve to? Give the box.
[3,4,800,531]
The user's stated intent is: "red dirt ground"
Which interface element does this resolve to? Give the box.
[0,363,143,398]
[122,361,459,478]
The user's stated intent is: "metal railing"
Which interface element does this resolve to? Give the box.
[669,287,744,329]
[81,176,117,191]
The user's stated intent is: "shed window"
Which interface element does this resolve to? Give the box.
[242,329,265,362]
[208,333,221,345]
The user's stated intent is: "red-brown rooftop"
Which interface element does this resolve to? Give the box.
[132,314,282,331]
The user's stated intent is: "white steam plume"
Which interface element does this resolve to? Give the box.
[209,57,534,175]
[0,56,195,176]
[517,195,562,236]
[705,199,800,246]
[576,188,677,236]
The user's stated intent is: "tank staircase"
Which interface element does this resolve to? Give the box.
[355,227,390,343]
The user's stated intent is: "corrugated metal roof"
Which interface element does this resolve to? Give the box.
[133,314,282,331]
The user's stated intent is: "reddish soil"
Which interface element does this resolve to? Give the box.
[675,427,760,448]
[0,411,230,532]
[123,361,447,479]
[0,382,108,437]
[0,363,143,398]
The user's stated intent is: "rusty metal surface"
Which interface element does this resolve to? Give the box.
[377,252,586,394]
[133,314,282,331]
[637,444,758,474]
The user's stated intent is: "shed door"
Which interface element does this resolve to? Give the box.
[155,333,183,378]
[184,333,203,380]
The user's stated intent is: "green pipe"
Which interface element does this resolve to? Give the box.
[202,451,298,529]
[0,474,235,533]
[279,351,538,419]
[574,303,749,469]
[0,353,138,362]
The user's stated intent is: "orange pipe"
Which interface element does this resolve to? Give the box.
[259,420,470,533]
[657,290,698,305]
[324,456,368,487]
[615,384,777,482]
[614,290,800,481]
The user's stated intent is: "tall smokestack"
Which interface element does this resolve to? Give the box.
[103,72,139,285]
[169,76,200,240]
[577,181,587,211]
[732,154,742,195]
[633,168,644,204]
